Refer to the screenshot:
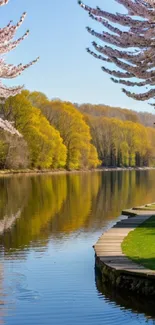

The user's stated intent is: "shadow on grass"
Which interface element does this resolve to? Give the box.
[125,256,155,270]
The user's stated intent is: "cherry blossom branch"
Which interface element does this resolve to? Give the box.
[78,0,155,102]
[0,0,39,136]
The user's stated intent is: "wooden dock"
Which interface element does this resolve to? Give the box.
[94,207,155,277]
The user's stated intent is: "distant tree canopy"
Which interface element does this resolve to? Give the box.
[75,103,155,128]
[85,115,151,167]
[77,104,140,123]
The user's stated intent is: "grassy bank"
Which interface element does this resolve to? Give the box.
[122,215,155,270]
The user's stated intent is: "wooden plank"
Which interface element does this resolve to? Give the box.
[94,210,153,276]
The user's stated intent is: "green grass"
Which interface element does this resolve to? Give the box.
[122,216,155,270]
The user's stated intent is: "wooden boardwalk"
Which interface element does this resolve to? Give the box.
[94,208,155,277]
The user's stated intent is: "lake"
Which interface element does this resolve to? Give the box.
[0,170,155,324]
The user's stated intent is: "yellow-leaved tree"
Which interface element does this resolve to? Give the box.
[0,94,67,168]
[42,101,100,169]
[25,92,100,170]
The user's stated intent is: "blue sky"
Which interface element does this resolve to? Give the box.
[1,0,154,113]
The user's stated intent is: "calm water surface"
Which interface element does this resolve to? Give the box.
[0,170,155,324]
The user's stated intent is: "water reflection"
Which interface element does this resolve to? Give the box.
[0,171,155,324]
[95,266,155,320]
[48,173,101,234]
[0,175,67,251]
[1,170,155,252]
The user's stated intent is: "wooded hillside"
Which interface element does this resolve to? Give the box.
[0,91,155,170]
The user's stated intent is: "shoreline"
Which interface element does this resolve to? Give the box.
[0,166,154,177]
[94,205,155,296]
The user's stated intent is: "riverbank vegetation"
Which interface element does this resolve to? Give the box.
[0,91,155,170]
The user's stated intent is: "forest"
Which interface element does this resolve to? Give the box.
[0,90,155,170]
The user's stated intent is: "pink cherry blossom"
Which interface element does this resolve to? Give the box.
[0,0,39,135]
[78,0,155,103]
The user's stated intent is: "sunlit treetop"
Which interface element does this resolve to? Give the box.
[78,0,155,106]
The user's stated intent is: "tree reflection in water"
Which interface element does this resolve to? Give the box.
[95,265,155,320]
[0,171,155,255]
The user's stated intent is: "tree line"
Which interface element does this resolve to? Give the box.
[0,91,99,170]
[0,91,155,170]
[76,103,155,127]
